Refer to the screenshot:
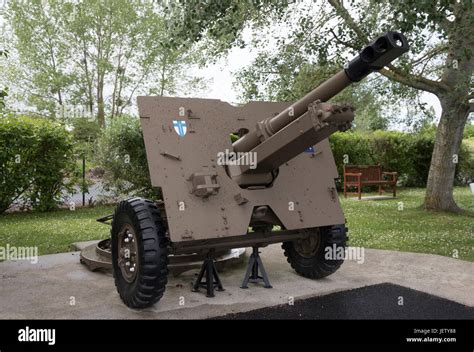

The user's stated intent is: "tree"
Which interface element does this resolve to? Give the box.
[174,0,474,212]
[327,0,473,212]
[6,0,205,126]
[8,0,72,114]
[64,0,166,127]
[234,49,389,131]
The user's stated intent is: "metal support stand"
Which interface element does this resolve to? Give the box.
[192,251,224,297]
[241,247,272,289]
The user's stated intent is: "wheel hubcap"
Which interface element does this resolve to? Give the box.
[293,232,321,258]
[117,224,138,283]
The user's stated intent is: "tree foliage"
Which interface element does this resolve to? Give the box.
[5,0,205,126]
[234,53,389,131]
[174,0,474,211]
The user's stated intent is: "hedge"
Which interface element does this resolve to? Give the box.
[96,116,474,198]
[0,116,76,213]
[330,130,474,188]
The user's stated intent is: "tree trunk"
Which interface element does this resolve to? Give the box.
[97,77,105,128]
[424,2,473,212]
[97,92,105,128]
[82,39,94,117]
[424,93,469,212]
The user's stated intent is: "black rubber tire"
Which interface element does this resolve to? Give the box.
[111,197,169,308]
[282,225,348,279]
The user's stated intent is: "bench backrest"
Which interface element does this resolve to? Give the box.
[344,165,381,182]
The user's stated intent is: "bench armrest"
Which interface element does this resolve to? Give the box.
[382,171,397,181]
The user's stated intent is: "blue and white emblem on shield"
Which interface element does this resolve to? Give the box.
[173,120,187,137]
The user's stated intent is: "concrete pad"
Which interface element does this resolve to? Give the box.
[0,246,472,319]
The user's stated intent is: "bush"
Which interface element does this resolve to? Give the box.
[70,117,101,169]
[464,123,474,139]
[329,130,473,188]
[71,118,101,144]
[96,118,473,196]
[404,132,435,187]
[97,115,157,199]
[0,116,76,213]
[330,131,374,176]
[458,138,474,185]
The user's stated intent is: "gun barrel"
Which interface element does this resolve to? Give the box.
[233,31,409,154]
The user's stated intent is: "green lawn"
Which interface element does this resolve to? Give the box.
[341,187,474,261]
[0,205,114,256]
[0,188,473,261]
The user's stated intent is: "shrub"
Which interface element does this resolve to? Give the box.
[70,117,101,170]
[95,116,473,196]
[97,115,158,199]
[0,116,76,213]
[457,139,474,185]
[329,131,374,177]
[404,132,435,187]
[463,123,474,139]
[329,130,473,188]
[71,118,101,144]
[368,131,412,181]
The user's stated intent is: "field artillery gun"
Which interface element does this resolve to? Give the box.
[109,32,408,307]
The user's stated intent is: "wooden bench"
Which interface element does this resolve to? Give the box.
[343,165,397,200]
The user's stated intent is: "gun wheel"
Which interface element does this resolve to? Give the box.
[111,198,169,308]
[117,224,139,283]
[282,225,347,279]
